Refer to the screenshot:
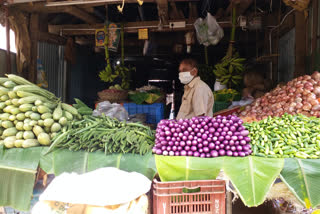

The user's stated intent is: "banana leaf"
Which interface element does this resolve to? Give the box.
[42,149,157,180]
[280,159,320,208]
[223,156,284,207]
[155,155,223,181]
[0,146,43,211]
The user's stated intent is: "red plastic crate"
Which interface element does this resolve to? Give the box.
[153,179,226,214]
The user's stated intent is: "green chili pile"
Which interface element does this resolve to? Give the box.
[46,115,155,155]
[244,113,320,159]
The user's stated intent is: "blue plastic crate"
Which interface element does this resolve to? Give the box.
[123,103,164,124]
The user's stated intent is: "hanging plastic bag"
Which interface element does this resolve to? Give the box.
[194,12,224,46]
[93,101,129,121]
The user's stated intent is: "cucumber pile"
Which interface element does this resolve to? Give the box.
[0,75,81,148]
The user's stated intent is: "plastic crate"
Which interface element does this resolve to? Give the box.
[213,101,231,113]
[123,103,164,124]
[153,179,226,214]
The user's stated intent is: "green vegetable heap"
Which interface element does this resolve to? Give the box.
[46,114,155,155]
[0,75,81,149]
[244,113,320,159]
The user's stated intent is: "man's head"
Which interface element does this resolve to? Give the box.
[178,58,198,84]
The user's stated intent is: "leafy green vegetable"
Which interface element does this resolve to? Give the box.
[128,92,149,104]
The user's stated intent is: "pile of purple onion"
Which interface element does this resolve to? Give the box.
[153,115,252,158]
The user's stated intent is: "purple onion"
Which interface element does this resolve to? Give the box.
[187,127,193,132]
[237,145,243,151]
[194,152,200,157]
[200,153,206,158]
[225,123,231,127]
[205,131,210,135]
[211,150,219,157]
[159,137,165,142]
[225,135,231,140]
[163,151,169,156]
[199,148,204,153]
[191,146,197,151]
[191,124,196,129]
[188,135,194,141]
[227,131,233,136]
[202,134,208,140]
[244,136,251,142]
[208,123,213,127]
[220,144,225,149]
[181,150,187,156]
[185,146,190,151]
[235,141,240,146]
[230,126,236,132]
[219,123,225,128]
[194,128,199,132]
[215,145,220,150]
[180,141,186,147]
[165,131,171,136]
[213,136,218,141]
[197,124,202,129]
[243,145,250,151]
[164,127,170,131]
[214,132,220,137]
[225,145,231,150]
[206,153,211,158]
[176,137,181,142]
[161,146,167,151]
[231,146,236,151]
[197,133,202,138]
[240,130,249,136]
[215,141,221,145]
[239,152,246,157]
[169,151,175,156]
[172,146,177,151]
[229,140,235,146]
[166,146,172,151]
[217,128,222,132]
[198,143,203,148]
[204,125,209,131]
[226,150,233,156]
[207,137,212,142]
[192,140,198,146]
[209,143,215,150]
[188,151,194,156]
[191,132,195,136]
[219,149,226,156]
[203,140,209,146]
[223,127,229,132]
[231,136,238,141]
[233,151,239,157]
[200,129,205,133]
[209,128,215,133]
[203,147,209,153]
[177,146,182,151]
[161,141,167,146]
[168,141,174,146]
[178,133,183,138]
[223,140,229,145]
[182,136,188,141]
[183,131,189,136]
[240,140,247,146]
[186,140,192,146]
[213,122,219,128]
[197,138,203,143]
[156,149,162,155]
[219,136,225,142]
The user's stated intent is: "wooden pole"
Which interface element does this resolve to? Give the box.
[5,7,11,74]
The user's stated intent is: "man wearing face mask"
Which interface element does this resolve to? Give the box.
[176,58,214,119]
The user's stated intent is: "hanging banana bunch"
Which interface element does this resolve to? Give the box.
[213,54,245,88]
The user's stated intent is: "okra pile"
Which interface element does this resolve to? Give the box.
[244,113,320,159]
[46,114,155,155]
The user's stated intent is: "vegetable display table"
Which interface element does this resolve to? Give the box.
[0,146,319,211]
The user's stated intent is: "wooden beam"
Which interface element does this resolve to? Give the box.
[29,13,39,83]
[10,4,100,24]
[5,7,11,74]
[225,0,253,16]
[312,0,318,69]
[37,32,68,45]
[49,19,233,35]
[64,6,99,24]
[156,0,169,25]
[295,11,307,77]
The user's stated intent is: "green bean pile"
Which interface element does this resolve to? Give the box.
[244,113,320,159]
[46,115,155,155]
